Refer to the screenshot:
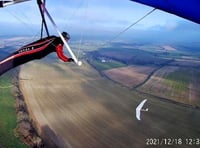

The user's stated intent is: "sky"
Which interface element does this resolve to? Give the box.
[0,0,200,43]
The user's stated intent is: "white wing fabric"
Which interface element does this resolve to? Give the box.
[136,99,147,120]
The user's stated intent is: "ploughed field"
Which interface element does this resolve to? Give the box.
[19,60,200,148]
[138,66,200,106]
[102,59,200,106]
[103,65,157,88]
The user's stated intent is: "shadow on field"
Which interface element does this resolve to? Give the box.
[41,125,70,148]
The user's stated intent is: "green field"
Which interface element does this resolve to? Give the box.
[88,43,200,106]
[0,73,27,148]
[164,68,190,92]
[91,59,126,71]
[138,66,200,106]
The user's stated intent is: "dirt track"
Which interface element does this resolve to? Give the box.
[19,60,200,148]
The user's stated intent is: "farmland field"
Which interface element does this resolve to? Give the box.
[103,65,157,88]
[19,60,200,147]
[0,72,27,148]
[138,66,200,106]
[91,59,126,71]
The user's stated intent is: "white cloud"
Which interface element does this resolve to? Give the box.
[1,0,199,39]
[164,21,178,31]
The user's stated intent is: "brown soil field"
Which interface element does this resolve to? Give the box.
[103,65,157,88]
[138,66,200,106]
[19,61,200,148]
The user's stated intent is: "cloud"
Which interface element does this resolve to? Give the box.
[172,21,200,31]
[0,0,199,43]
[164,21,178,30]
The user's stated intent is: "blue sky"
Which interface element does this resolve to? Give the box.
[0,0,200,43]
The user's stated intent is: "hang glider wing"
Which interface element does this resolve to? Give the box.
[130,0,200,24]
[136,99,148,120]
[0,0,30,7]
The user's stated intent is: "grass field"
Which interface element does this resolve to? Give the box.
[91,59,126,71]
[0,73,27,148]
[19,61,200,148]
[138,66,200,106]
[164,68,190,92]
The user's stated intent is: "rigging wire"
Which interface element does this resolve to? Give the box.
[102,8,156,46]
[6,10,41,43]
[62,0,88,61]
[76,0,88,61]
[0,5,41,88]
[64,0,85,28]
[77,33,83,60]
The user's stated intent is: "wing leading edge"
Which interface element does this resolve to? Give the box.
[130,0,200,24]
[0,0,30,7]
